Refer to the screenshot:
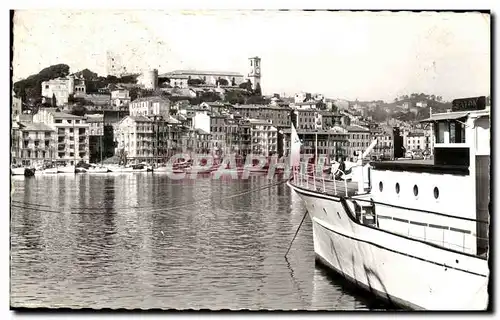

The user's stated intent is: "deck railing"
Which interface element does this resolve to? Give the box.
[291,162,354,197]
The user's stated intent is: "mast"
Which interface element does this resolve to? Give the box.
[73,118,76,166]
[100,134,103,164]
[315,130,318,165]
[155,116,158,167]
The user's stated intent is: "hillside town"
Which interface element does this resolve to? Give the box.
[11,55,447,169]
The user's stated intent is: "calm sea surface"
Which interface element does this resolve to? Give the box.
[10,173,390,310]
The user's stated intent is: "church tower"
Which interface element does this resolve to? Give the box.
[248,56,261,91]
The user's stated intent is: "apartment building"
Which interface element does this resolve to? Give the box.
[282,128,349,159]
[129,96,170,119]
[114,115,154,162]
[370,127,394,159]
[248,119,278,156]
[86,114,104,163]
[210,114,228,152]
[33,109,90,165]
[345,124,371,161]
[183,129,212,154]
[111,89,131,109]
[404,132,431,153]
[12,122,55,167]
[293,109,320,130]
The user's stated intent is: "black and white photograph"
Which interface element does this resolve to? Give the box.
[9,7,492,312]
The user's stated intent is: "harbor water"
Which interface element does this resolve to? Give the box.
[10,173,391,310]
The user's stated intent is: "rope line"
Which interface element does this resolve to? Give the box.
[11,179,288,215]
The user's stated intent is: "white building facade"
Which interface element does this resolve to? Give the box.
[114,115,154,162]
[33,109,89,165]
[111,89,131,109]
[129,96,171,119]
[249,119,278,156]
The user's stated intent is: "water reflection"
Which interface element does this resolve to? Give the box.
[11,174,389,310]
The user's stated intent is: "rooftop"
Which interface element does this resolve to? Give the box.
[345,125,369,132]
[52,112,83,119]
[294,101,319,105]
[85,114,104,122]
[20,122,55,132]
[160,70,244,77]
[420,110,471,123]
[233,104,262,109]
[128,115,152,122]
[131,96,170,103]
[281,128,349,135]
[195,128,210,135]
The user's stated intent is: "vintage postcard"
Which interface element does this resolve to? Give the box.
[10,9,491,311]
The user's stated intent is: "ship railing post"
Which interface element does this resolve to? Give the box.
[313,165,317,191]
[344,179,348,197]
[322,174,325,193]
[333,175,337,195]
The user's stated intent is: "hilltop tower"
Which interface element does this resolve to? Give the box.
[248,56,261,91]
[106,51,126,77]
[139,69,159,90]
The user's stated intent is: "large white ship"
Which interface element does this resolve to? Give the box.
[287,97,490,310]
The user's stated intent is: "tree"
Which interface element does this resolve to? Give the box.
[188,78,204,86]
[224,90,246,104]
[239,80,253,92]
[218,78,229,86]
[119,74,138,84]
[245,95,269,105]
[51,93,57,107]
[253,82,262,96]
[69,105,87,117]
[106,75,119,83]
[73,68,98,80]
[231,77,236,86]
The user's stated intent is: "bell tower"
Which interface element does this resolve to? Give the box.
[248,56,261,91]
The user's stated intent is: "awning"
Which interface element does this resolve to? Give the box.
[420,111,469,123]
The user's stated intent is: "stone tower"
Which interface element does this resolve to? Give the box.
[248,56,261,91]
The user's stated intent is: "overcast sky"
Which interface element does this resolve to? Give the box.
[12,10,490,101]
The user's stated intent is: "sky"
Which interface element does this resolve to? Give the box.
[12,10,490,102]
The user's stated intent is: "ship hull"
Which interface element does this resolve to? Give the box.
[11,167,26,175]
[288,182,489,310]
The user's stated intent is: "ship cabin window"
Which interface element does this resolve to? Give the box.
[435,120,466,144]
[395,183,400,194]
[379,181,383,192]
[434,187,439,199]
[413,185,419,197]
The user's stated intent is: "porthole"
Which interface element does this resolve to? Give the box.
[434,187,439,199]
[379,181,383,192]
[413,185,419,197]
[395,183,400,194]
